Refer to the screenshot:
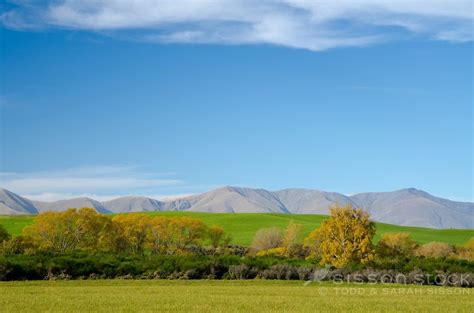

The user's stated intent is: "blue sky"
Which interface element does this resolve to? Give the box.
[0,1,473,201]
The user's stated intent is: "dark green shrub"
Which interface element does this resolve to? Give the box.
[0,225,10,243]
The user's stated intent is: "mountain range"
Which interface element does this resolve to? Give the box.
[0,186,472,229]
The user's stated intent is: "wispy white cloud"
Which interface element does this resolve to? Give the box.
[20,193,126,202]
[1,0,472,51]
[0,165,182,200]
[21,192,195,202]
[157,193,195,201]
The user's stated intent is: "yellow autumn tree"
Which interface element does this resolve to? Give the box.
[465,237,474,250]
[109,214,151,254]
[24,209,79,252]
[208,225,231,249]
[456,237,474,261]
[282,220,302,248]
[304,204,375,268]
[18,210,229,255]
[304,227,324,260]
[169,217,207,253]
[75,208,113,251]
[376,232,418,258]
[146,216,173,254]
[24,208,110,253]
[282,220,303,257]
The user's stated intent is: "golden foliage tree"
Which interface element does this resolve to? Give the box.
[304,204,375,268]
[24,208,110,253]
[18,209,229,255]
[0,235,36,256]
[169,217,207,252]
[208,225,231,249]
[303,229,323,260]
[110,214,151,254]
[456,237,474,261]
[75,208,112,250]
[147,216,173,254]
[282,220,304,257]
[282,220,302,248]
[376,232,418,258]
[465,237,474,250]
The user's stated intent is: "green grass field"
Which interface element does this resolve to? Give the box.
[0,280,472,312]
[1,212,473,246]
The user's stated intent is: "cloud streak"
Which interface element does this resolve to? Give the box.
[0,165,181,200]
[20,192,196,202]
[1,0,472,51]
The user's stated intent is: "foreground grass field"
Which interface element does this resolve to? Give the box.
[1,212,473,246]
[0,280,472,313]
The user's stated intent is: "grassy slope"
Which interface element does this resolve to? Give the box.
[0,280,472,313]
[0,215,34,237]
[0,211,473,246]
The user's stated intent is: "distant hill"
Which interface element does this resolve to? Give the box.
[32,197,110,214]
[274,189,355,214]
[0,188,38,215]
[165,187,289,213]
[350,188,474,229]
[0,186,472,229]
[103,196,165,213]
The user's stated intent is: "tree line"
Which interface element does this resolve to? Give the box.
[0,209,230,255]
[0,204,473,283]
[249,205,473,267]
